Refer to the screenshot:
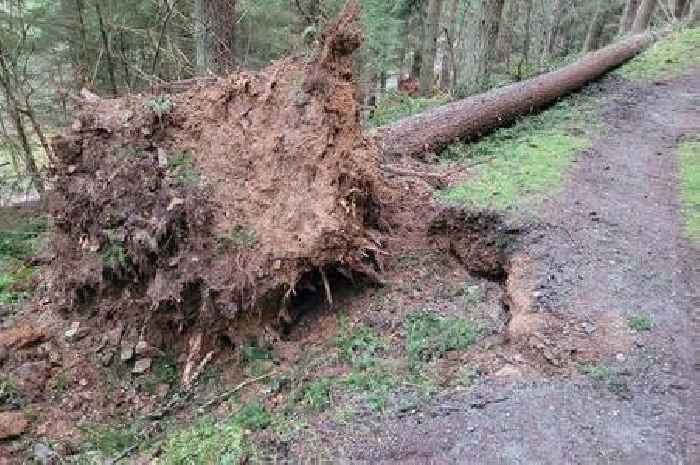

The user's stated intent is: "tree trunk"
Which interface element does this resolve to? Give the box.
[381,33,654,159]
[547,0,565,56]
[583,0,609,52]
[440,0,460,92]
[95,0,118,95]
[620,0,642,34]
[194,0,237,74]
[420,0,444,96]
[517,0,533,80]
[0,55,44,194]
[409,10,425,81]
[632,0,657,33]
[673,0,689,18]
[471,0,507,90]
[692,0,700,24]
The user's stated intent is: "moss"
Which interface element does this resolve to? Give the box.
[440,96,594,211]
[679,138,700,244]
[617,27,700,81]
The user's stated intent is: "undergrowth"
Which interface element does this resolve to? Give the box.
[440,95,594,210]
[617,27,700,81]
[0,213,47,306]
[678,138,700,244]
[406,312,479,370]
[369,91,450,127]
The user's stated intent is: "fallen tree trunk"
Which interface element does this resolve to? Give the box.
[380,32,655,159]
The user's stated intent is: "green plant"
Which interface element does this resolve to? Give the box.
[0,377,23,409]
[406,312,479,369]
[145,96,174,119]
[679,138,700,243]
[297,377,335,412]
[335,317,383,369]
[341,368,398,412]
[617,27,700,81]
[101,241,129,272]
[240,342,274,376]
[628,313,654,332]
[142,354,179,394]
[217,225,258,252]
[369,91,450,127]
[79,423,142,457]
[159,417,245,465]
[232,401,272,431]
[580,364,629,397]
[169,151,201,186]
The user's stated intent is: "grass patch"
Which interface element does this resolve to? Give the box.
[0,213,46,305]
[78,422,143,459]
[335,317,384,369]
[440,97,593,211]
[369,91,450,127]
[679,138,700,244]
[217,225,258,251]
[580,363,629,397]
[628,313,654,332]
[159,417,246,465]
[406,311,479,370]
[169,150,201,186]
[0,377,23,409]
[617,27,700,81]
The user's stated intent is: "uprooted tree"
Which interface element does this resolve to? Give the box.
[47,1,655,355]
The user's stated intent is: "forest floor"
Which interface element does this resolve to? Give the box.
[0,30,698,465]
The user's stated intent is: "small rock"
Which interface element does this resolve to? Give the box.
[0,411,29,440]
[167,197,185,211]
[64,321,85,342]
[33,443,60,465]
[104,325,123,347]
[78,378,88,387]
[99,350,114,366]
[157,147,168,168]
[135,340,149,356]
[156,383,170,398]
[582,322,597,335]
[120,344,135,362]
[616,353,626,362]
[132,358,152,374]
[273,260,282,271]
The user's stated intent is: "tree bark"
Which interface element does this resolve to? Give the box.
[632,0,657,33]
[95,0,118,95]
[547,0,565,56]
[194,0,237,74]
[380,33,654,159]
[440,0,460,92]
[620,0,642,34]
[471,0,507,90]
[583,0,615,52]
[692,0,700,24]
[420,0,444,96]
[673,0,689,18]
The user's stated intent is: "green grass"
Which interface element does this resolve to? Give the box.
[440,97,594,211]
[405,311,479,370]
[217,225,258,251]
[0,376,23,409]
[679,138,700,244]
[617,27,700,81]
[335,317,384,369]
[159,417,246,465]
[628,313,654,331]
[0,213,47,305]
[369,91,450,127]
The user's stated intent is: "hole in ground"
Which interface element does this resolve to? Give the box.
[283,265,371,341]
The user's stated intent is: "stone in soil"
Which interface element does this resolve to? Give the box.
[0,412,29,440]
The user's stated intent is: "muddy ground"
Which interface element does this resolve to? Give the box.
[0,63,697,465]
[295,72,699,464]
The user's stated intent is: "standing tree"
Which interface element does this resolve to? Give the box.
[620,0,642,34]
[632,0,657,32]
[419,0,443,95]
[470,0,506,91]
[194,0,238,75]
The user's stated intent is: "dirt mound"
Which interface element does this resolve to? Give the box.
[47,2,385,354]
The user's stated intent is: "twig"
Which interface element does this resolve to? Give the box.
[107,444,138,465]
[197,372,274,410]
[320,268,333,308]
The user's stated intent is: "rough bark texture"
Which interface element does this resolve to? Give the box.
[632,0,657,33]
[381,33,654,159]
[673,0,689,18]
[195,0,237,74]
[419,0,444,96]
[583,0,606,52]
[620,0,642,34]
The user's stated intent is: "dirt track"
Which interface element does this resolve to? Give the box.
[309,72,699,464]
